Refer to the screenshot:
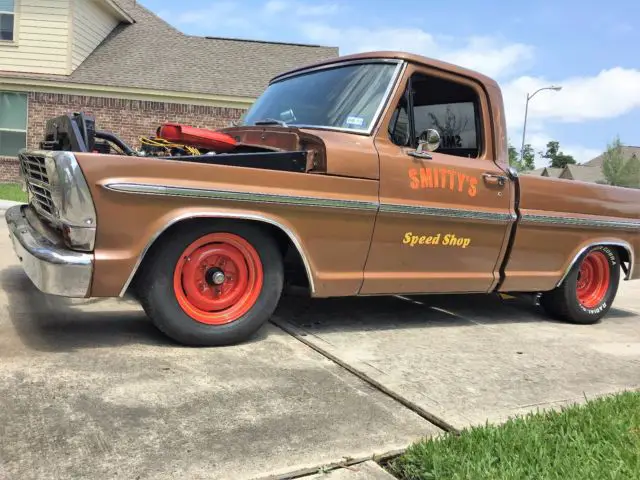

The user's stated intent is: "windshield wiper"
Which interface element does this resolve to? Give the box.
[254,118,289,127]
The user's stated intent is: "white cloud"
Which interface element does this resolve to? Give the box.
[172,1,341,29]
[444,37,534,80]
[265,0,340,16]
[501,68,640,130]
[264,0,288,13]
[301,23,534,80]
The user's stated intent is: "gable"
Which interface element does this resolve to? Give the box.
[0,0,72,75]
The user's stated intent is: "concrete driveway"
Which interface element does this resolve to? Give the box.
[274,281,640,431]
[1,202,638,479]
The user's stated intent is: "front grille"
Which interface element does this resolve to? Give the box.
[18,152,56,220]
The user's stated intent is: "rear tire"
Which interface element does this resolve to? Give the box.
[137,221,284,346]
[540,245,620,325]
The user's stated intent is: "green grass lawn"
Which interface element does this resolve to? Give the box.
[0,183,27,203]
[388,391,640,480]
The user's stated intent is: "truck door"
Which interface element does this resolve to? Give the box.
[360,64,516,295]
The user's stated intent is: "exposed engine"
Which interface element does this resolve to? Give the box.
[37,111,316,174]
[39,112,240,158]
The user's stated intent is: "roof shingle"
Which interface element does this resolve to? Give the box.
[584,146,640,169]
[1,0,339,98]
[561,165,605,183]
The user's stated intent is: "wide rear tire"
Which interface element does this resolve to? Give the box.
[540,245,620,325]
[137,221,284,346]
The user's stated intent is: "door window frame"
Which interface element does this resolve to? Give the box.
[376,63,495,162]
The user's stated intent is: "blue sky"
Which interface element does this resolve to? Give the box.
[144,0,640,167]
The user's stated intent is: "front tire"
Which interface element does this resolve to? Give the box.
[137,221,284,346]
[540,245,620,325]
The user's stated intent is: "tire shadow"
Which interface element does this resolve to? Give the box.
[0,266,270,353]
[275,289,638,335]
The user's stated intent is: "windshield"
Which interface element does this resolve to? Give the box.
[240,61,401,133]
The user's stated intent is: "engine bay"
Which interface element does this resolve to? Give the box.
[37,112,323,174]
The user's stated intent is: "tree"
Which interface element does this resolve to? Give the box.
[520,144,536,171]
[508,143,521,171]
[601,136,640,188]
[540,140,576,168]
[508,142,536,172]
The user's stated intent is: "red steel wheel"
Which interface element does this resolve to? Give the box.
[540,245,620,325]
[576,250,611,309]
[173,232,263,325]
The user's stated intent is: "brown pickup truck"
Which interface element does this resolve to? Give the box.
[6,51,640,346]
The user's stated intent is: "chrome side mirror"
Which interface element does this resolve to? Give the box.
[408,129,440,160]
[418,128,440,152]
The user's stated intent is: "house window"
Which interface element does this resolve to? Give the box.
[0,0,14,41]
[0,92,27,157]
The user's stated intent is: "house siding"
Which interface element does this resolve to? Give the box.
[0,91,246,183]
[0,0,71,75]
[72,0,119,71]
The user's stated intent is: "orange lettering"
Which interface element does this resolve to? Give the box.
[420,168,433,188]
[409,168,419,189]
[447,170,456,191]
[457,172,467,192]
[468,177,478,197]
[439,168,448,189]
[408,167,479,198]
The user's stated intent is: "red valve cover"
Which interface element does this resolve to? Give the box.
[157,123,237,152]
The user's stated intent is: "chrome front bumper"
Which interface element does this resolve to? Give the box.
[5,204,93,297]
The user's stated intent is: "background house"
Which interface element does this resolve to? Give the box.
[523,145,640,185]
[0,0,338,182]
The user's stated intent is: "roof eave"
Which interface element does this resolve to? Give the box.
[103,0,135,24]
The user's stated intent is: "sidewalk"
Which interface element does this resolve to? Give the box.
[0,199,23,211]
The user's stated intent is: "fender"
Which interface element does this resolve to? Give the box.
[557,239,634,286]
[117,208,317,297]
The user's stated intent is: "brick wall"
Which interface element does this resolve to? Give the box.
[0,91,247,183]
[0,156,21,183]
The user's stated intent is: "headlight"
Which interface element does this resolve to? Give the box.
[44,151,97,251]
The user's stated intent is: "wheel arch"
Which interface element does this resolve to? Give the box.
[120,211,316,298]
[557,239,634,287]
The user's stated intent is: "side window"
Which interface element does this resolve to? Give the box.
[0,92,27,157]
[0,0,15,41]
[389,72,483,159]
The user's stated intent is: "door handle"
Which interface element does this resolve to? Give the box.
[482,173,507,186]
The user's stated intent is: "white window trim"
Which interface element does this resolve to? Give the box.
[0,0,18,45]
[0,91,28,158]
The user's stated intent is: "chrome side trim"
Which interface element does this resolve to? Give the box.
[557,241,635,286]
[105,182,519,225]
[5,204,93,297]
[118,211,317,297]
[104,183,379,212]
[380,203,516,223]
[521,213,640,231]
